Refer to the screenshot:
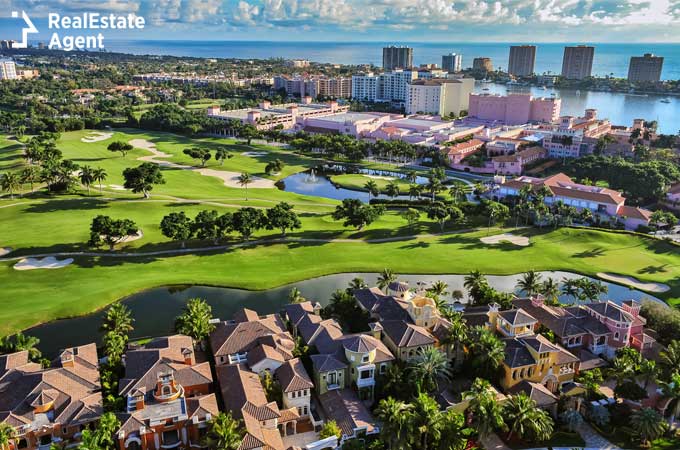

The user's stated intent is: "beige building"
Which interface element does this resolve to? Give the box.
[508,45,536,77]
[405,77,474,117]
[473,57,493,72]
[561,46,594,80]
[628,53,664,82]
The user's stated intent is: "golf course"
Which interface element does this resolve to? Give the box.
[2,129,680,337]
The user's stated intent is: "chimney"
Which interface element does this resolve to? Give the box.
[247,110,261,123]
[531,294,545,307]
[182,347,195,366]
[131,389,145,411]
[312,302,322,316]
[368,322,383,340]
[259,100,271,110]
[60,349,75,368]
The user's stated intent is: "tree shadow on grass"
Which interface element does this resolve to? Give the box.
[638,264,670,275]
[572,247,607,258]
[399,240,430,250]
[24,198,109,213]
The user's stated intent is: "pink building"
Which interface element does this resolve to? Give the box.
[296,112,397,137]
[468,93,561,125]
[446,139,485,164]
[491,146,546,175]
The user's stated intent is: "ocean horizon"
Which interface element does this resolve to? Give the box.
[95,40,680,80]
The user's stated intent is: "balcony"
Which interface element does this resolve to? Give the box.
[356,377,375,388]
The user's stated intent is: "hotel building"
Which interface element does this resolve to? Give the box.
[441,53,463,73]
[468,93,561,125]
[405,78,474,117]
[508,46,536,77]
[561,46,594,80]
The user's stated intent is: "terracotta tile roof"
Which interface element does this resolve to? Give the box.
[310,354,347,373]
[211,316,287,357]
[275,358,313,393]
[234,308,261,323]
[617,205,652,221]
[381,320,435,348]
[319,389,376,438]
[499,309,538,327]
[342,335,378,353]
[283,302,316,328]
[508,381,558,408]
[584,301,633,323]
[447,139,484,155]
[246,344,286,368]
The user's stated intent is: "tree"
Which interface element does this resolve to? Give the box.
[264,159,284,175]
[464,378,505,439]
[266,202,301,237]
[92,167,107,193]
[385,181,400,199]
[160,212,194,248]
[0,332,42,361]
[631,407,668,446]
[122,163,165,198]
[375,397,414,450]
[0,423,15,450]
[93,412,121,450]
[660,340,680,378]
[215,147,232,166]
[100,303,134,336]
[408,184,421,200]
[377,268,397,291]
[288,287,306,304]
[449,184,467,204]
[402,208,420,227]
[232,207,267,240]
[503,392,554,442]
[319,420,342,440]
[577,368,603,400]
[539,278,560,305]
[439,409,470,450]
[427,202,464,232]
[659,372,680,427]
[427,280,449,300]
[107,141,133,157]
[202,412,243,450]
[364,180,379,201]
[79,165,95,196]
[408,347,451,393]
[239,124,260,146]
[102,330,127,366]
[175,298,215,342]
[332,199,384,230]
[0,172,20,199]
[516,270,543,296]
[411,393,444,450]
[20,166,40,193]
[183,148,211,167]
[238,172,252,201]
[560,409,584,433]
[89,215,138,250]
[468,326,505,379]
[193,210,220,244]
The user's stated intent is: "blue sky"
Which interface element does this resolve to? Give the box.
[2,0,680,43]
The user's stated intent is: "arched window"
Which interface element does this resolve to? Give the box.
[162,385,171,396]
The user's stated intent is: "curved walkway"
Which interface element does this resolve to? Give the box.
[0,229,473,263]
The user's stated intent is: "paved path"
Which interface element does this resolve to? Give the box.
[576,423,622,450]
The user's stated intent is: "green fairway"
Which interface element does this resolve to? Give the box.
[330,173,417,195]
[2,129,680,337]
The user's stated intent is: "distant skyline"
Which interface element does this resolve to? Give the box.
[2,0,680,43]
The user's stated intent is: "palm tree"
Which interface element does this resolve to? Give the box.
[638,359,658,389]
[449,184,466,204]
[503,392,553,442]
[631,407,667,446]
[79,165,95,196]
[405,170,418,184]
[540,277,560,305]
[428,178,444,201]
[385,181,400,199]
[463,378,505,439]
[411,393,443,450]
[377,268,397,291]
[468,326,505,378]
[175,298,216,343]
[202,412,243,450]
[516,270,543,296]
[0,422,15,450]
[409,347,451,393]
[287,287,305,304]
[92,167,108,193]
[20,166,40,193]
[238,172,252,201]
[0,172,21,199]
[408,184,421,200]
[660,340,680,377]
[375,397,414,450]
[348,277,368,290]
[439,313,468,362]
[427,280,449,300]
[560,278,580,301]
[364,180,379,201]
[439,409,470,450]
[659,373,680,428]
[100,303,135,336]
[12,332,42,361]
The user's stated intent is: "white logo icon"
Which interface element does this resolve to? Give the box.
[11,11,39,49]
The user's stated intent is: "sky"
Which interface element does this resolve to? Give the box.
[2,0,680,43]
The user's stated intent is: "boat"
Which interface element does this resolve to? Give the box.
[660,98,671,103]
[482,88,490,91]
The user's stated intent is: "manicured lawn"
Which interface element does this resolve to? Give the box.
[329,173,418,195]
[0,135,25,172]
[1,227,680,336]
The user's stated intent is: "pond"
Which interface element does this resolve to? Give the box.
[26,271,663,357]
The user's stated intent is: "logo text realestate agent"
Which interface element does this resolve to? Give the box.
[48,13,146,51]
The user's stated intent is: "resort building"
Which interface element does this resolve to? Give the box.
[351,73,380,102]
[295,112,397,138]
[467,93,561,125]
[405,78,474,117]
[116,335,218,450]
[273,75,352,99]
[537,109,612,158]
[0,344,103,450]
[441,53,463,73]
[513,296,656,359]
[0,59,17,80]
[446,139,485,164]
[561,46,595,80]
[382,46,413,70]
[493,173,652,230]
[491,146,547,175]
[207,98,349,131]
[472,57,493,72]
[508,46,537,77]
[628,54,664,82]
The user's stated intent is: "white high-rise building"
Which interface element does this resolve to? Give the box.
[377,69,418,102]
[351,73,380,101]
[442,53,463,73]
[406,77,474,117]
[0,59,17,80]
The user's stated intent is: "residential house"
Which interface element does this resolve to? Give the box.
[0,344,103,450]
[115,335,218,450]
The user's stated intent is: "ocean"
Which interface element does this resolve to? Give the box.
[102,40,680,80]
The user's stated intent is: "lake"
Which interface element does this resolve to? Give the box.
[26,271,663,357]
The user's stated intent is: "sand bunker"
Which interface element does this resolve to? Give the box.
[480,233,530,247]
[241,151,268,157]
[0,247,11,257]
[108,184,127,191]
[81,131,113,143]
[14,257,74,271]
[365,175,396,181]
[105,230,143,244]
[597,272,670,293]
[130,139,275,189]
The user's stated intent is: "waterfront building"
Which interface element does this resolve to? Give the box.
[473,57,493,72]
[468,93,561,125]
[442,53,463,73]
[207,98,348,131]
[377,69,418,102]
[382,46,413,70]
[0,344,103,450]
[628,53,664,82]
[538,109,612,158]
[405,77,474,117]
[351,73,380,101]
[508,45,536,77]
[0,58,17,80]
[561,46,594,80]
[494,173,652,230]
[274,75,351,99]
[115,335,218,450]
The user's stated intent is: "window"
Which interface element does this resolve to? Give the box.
[380,364,387,374]
[360,370,373,380]
[614,332,620,340]
[362,355,369,363]
[328,372,337,385]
